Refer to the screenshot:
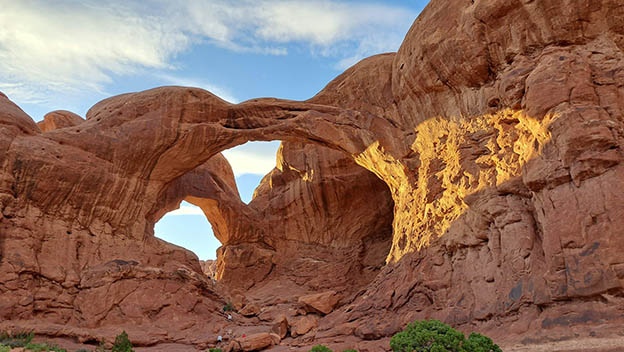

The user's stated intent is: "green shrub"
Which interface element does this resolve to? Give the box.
[343,349,358,352]
[111,331,133,352]
[24,342,67,352]
[0,331,34,348]
[209,348,223,352]
[310,345,333,352]
[1,340,23,349]
[75,349,90,352]
[0,333,67,352]
[222,302,234,312]
[47,344,67,352]
[25,342,48,351]
[390,320,501,352]
[462,333,501,352]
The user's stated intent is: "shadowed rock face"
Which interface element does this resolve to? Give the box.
[1,0,624,350]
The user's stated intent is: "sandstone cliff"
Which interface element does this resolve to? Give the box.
[1,0,624,350]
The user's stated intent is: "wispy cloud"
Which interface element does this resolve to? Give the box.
[222,141,281,177]
[0,1,183,100]
[0,0,414,105]
[156,74,239,103]
[0,83,48,104]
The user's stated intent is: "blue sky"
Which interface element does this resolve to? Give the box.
[1,0,429,260]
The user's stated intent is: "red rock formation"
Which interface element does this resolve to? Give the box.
[315,0,624,349]
[0,85,396,347]
[1,0,624,351]
[200,259,217,278]
[298,291,341,315]
[226,332,280,352]
[37,110,84,132]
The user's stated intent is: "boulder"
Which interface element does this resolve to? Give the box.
[271,314,289,339]
[231,293,248,312]
[239,303,261,317]
[290,315,318,337]
[298,291,341,315]
[227,332,280,352]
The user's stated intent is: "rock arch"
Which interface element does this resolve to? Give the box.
[115,88,401,287]
[28,86,400,229]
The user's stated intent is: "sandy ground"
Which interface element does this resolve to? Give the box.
[14,334,624,351]
[502,336,624,352]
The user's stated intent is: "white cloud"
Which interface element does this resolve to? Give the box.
[0,83,48,105]
[157,74,239,103]
[335,30,407,70]
[0,2,182,90]
[222,141,281,177]
[166,204,205,216]
[252,2,411,45]
[0,0,415,105]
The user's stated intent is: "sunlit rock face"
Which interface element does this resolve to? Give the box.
[1,0,624,349]
[37,110,84,132]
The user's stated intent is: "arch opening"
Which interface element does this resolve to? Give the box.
[153,141,281,263]
[148,131,395,295]
[221,141,281,204]
[154,200,219,260]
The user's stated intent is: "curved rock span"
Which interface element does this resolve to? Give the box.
[1,0,624,350]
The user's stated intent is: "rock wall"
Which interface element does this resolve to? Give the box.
[1,0,624,349]
[316,0,624,347]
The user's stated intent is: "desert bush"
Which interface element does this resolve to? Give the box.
[343,349,357,352]
[24,342,67,352]
[222,302,235,312]
[0,331,34,348]
[390,320,501,352]
[24,342,50,351]
[462,333,501,352]
[310,345,333,352]
[0,344,9,352]
[111,331,134,352]
[209,348,223,352]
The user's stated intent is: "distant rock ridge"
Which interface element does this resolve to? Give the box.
[1,0,624,350]
[37,110,84,132]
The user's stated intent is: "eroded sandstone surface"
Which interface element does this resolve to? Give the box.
[1,0,624,350]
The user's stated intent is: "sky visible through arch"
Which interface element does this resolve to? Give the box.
[154,141,281,260]
[2,0,430,260]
